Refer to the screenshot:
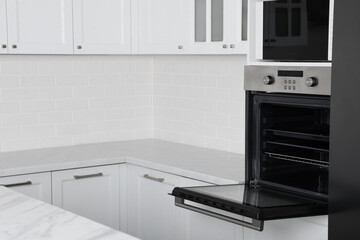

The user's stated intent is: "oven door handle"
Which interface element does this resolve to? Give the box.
[174,197,264,231]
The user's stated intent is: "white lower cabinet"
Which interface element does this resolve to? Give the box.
[126,164,244,240]
[244,216,328,240]
[0,172,51,203]
[52,164,121,230]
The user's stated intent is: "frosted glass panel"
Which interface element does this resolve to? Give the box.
[211,0,223,42]
[195,0,206,42]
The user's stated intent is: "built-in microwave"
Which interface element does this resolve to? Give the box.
[261,0,332,62]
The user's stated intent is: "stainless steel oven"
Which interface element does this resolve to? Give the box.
[172,65,331,231]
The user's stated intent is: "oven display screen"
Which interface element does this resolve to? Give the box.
[278,70,304,77]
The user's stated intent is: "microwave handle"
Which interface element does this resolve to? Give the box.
[174,197,264,231]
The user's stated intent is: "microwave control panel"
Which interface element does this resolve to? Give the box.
[244,66,331,95]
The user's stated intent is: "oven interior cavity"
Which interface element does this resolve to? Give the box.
[259,103,330,195]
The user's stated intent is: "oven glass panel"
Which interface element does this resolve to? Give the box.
[263,0,330,61]
[181,184,319,208]
[260,103,330,195]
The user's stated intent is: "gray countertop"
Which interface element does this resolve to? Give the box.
[0,139,246,240]
[0,139,245,184]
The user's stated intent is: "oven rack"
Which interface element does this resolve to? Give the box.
[265,152,329,168]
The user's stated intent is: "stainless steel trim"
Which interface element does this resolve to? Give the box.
[73,172,103,180]
[143,174,164,183]
[175,197,264,231]
[1,181,32,188]
[244,65,331,96]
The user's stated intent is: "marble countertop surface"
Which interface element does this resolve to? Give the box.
[0,186,138,240]
[0,139,245,184]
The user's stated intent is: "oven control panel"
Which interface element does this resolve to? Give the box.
[245,66,331,95]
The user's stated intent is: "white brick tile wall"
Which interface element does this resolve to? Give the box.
[0,55,246,154]
[0,56,153,152]
[153,55,247,154]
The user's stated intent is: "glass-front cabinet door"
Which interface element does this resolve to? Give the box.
[189,0,248,54]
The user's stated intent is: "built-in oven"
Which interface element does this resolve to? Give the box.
[172,65,331,231]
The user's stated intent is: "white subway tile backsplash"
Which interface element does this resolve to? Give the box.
[0,128,20,140]
[1,62,37,75]
[0,55,245,154]
[56,75,88,86]
[38,112,73,124]
[38,87,72,99]
[57,124,90,136]
[0,102,20,113]
[2,88,38,101]
[2,113,38,127]
[0,76,19,88]
[21,100,55,113]
[20,76,55,88]
[73,110,105,123]
[73,86,105,98]
[91,121,120,133]
[21,125,55,138]
[57,99,89,111]
[153,55,246,154]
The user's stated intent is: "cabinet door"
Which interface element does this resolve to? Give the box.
[190,0,247,54]
[73,0,131,54]
[137,0,192,54]
[0,0,8,54]
[126,164,243,240]
[126,165,188,240]
[226,0,248,54]
[244,216,328,240]
[179,177,244,240]
[52,165,120,230]
[6,0,73,54]
[0,172,51,203]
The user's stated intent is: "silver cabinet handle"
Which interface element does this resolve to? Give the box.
[77,45,82,50]
[1,181,32,188]
[175,197,264,231]
[1,44,6,49]
[178,45,183,50]
[74,172,103,180]
[223,44,228,49]
[143,174,164,182]
[12,45,17,49]
[230,44,236,48]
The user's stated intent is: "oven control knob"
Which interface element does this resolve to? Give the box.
[263,76,275,85]
[306,77,318,87]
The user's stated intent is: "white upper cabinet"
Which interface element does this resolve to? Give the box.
[73,0,131,54]
[52,165,121,230]
[136,0,192,54]
[0,0,8,54]
[6,0,73,54]
[189,0,248,54]
[0,172,52,204]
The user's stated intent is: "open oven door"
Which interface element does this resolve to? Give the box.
[171,183,327,231]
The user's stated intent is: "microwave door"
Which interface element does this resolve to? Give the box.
[172,184,327,231]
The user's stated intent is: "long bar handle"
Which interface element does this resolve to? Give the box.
[175,197,264,231]
[1,181,32,188]
[143,174,164,183]
[74,172,103,180]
